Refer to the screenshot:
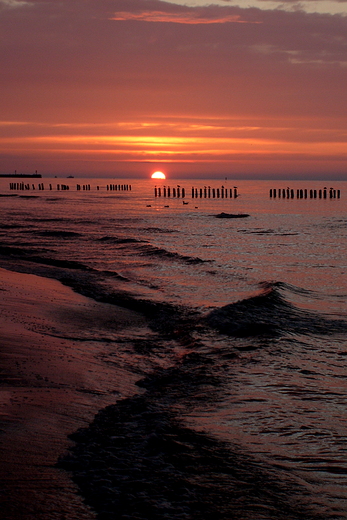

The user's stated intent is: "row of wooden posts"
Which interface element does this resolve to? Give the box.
[9,182,47,190]
[155,186,238,199]
[77,184,131,191]
[270,187,341,199]
[8,182,341,200]
[9,183,132,191]
[9,182,235,198]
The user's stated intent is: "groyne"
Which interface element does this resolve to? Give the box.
[270,187,341,199]
[6,182,342,201]
[154,185,238,199]
[8,183,131,192]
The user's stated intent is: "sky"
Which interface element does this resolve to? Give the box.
[0,0,347,179]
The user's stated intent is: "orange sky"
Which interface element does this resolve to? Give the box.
[1,0,347,179]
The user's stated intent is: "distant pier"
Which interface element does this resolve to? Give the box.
[1,173,42,178]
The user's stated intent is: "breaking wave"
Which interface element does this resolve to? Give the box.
[204,282,347,337]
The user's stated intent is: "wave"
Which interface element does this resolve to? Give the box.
[204,282,347,337]
[141,227,179,234]
[98,236,145,244]
[99,270,130,282]
[0,223,25,229]
[0,244,35,257]
[238,228,299,236]
[135,243,207,265]
[32,217,70,223]
[0,244,92,272]
[26,255,92,271]
[0,241,190,327]
[35,230,82,238]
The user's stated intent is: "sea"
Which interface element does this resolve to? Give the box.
[1,177,347,519]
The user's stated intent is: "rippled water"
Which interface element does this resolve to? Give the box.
[1,177,346,518]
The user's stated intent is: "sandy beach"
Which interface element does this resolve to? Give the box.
[0,267,147,520]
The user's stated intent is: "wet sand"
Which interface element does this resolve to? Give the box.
[0,267,146,520]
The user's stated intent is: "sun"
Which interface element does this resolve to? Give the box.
[151,171,166,180]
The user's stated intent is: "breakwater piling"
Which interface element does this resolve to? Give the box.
[154,185,237,199]
[9,183,132,192]
[270,187,341,199]
[106,184,131,191]
[154,186,186,198]
[191,186,238,199]
[9,182,46,191]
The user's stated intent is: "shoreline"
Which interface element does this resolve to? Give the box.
[0,267,147,519]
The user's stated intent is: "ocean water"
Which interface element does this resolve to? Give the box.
[1,177,347,519]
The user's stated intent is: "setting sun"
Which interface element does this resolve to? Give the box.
[151,171,166,179]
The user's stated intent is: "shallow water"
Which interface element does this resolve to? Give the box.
[1,177,347,518]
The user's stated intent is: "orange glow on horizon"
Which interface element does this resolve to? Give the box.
[1,118,346,177]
